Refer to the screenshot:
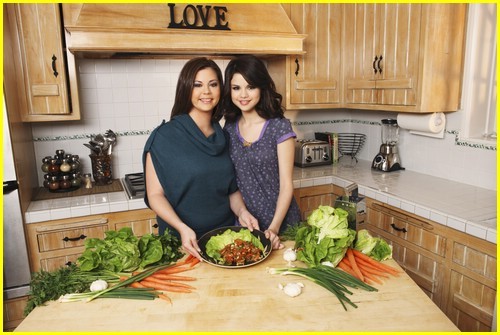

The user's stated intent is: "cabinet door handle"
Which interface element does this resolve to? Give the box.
[390,223,407,233]
[377,55,383,74]
[373,56,378,74]
[294,58,300,76]
[51,54,59,78]
[65,261,73,266]
[152,223,159,228]
[62,234,87,242]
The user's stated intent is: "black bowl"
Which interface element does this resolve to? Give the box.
[198,226,272,268]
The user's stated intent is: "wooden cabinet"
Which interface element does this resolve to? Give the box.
[268,4,342,110]
[4,3,80,122]
[25,209,157,273]
[293,184,344,220]
[363,198,496,332]
[3,296,29,331]
[343,4,466,112]
[270,4,466,113]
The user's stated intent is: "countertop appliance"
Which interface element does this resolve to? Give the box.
[122,172,145,200]
[294,139,332,168]
[3,101,32,299]
[372,119,403,172]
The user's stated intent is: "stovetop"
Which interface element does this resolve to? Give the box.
[122,172,145,200]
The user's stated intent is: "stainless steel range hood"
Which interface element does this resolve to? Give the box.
[62,4,305,57]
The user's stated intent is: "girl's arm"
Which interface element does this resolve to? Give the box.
[145,153,202,259]
[229,190,259,230]
[266,137,296,249]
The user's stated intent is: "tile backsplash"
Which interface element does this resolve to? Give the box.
[32,58,497,191]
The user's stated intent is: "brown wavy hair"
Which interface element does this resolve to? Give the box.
[170,57,223,122]
[216,55,284,123]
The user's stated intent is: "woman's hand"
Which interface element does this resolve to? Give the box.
[179,226,203,260]
[238,209,259,231]
[265,228,284,250]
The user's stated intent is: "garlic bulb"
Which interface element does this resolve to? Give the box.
[278,282,304,297]
[90,279,108,292]
[283,248,297,267]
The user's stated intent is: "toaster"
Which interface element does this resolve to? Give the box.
[294,139,332,167]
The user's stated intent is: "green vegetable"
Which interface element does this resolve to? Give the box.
[354,229,393,261]
[294,205,356,267]
[205,228,264,264]
[268,265,377,310]
[279,221,306,241]
[24,264,120,316]
[77,227,183,272]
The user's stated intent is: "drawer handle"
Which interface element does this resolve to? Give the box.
[390,223,407,233]
[51,54,58,77]
[62,234,87,242]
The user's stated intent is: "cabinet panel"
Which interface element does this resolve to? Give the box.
[111,217,159,237]
[37,225,107,252]
[289,3,342,106]
[5,4,81,122]
[293,184,344,220]
[344,4,421,107]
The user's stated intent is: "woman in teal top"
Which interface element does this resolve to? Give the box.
[143,57,258,260]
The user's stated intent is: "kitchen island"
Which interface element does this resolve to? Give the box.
[15,243,459,332]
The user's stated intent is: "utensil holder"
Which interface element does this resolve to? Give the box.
[90,154,112,185]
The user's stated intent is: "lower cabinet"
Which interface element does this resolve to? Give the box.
[6,209,158,331]
[293,184,345,220]
[363,198,496,332]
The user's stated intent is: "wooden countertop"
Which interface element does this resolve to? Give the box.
[15,243,459,332]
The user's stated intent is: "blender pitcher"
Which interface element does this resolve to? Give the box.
[372,119,403,172]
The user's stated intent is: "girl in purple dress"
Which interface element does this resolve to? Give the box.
[217,55,301,250]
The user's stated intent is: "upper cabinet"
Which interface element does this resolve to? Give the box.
[270,4,467,113]
[343,4,467,112]
[269,4,342,110]
[4,4,80,122]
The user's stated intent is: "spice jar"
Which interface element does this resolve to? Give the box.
[41,156,51,173]
[70,155,80,171]
[60,175,72,189]
[71,172,81,187]
[83,173,93,189]
[48,175,60,191]
[48,158,60,173]
[60,159,71,173]
[55,149,65,160]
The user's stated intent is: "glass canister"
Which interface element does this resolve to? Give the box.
[89,154,113,185]
[380,119,399,146]
[83,173,93,189]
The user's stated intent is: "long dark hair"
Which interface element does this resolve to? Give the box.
[170,57,223,121]
[217,55,284,123]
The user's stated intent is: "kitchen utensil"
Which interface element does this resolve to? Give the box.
[103,129,116,155]
[84,143,100,155]
[197,226,272,268]
[372,119,403,172]
[294,139,332,168]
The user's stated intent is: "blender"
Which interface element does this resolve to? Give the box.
[372,119,403,172]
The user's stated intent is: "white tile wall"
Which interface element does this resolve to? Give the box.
[32,58,496,192]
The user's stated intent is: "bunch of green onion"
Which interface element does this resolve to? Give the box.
[268,265,377,310]
[59,263,173,303]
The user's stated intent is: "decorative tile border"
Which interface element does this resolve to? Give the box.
[292,119,496,151]
[33,119,496,151]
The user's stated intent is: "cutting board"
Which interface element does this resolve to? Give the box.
[15,242,459,332]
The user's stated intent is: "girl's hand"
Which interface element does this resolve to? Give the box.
[238,209,259,231]
[265,228,284,250]
[179,226,202,260]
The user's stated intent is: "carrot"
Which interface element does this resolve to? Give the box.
[139,280,193,293]
[156,265,195,275]
[351,249,400,275]
[184,254,195,263]
[189,258,201,267]
[358,267,383,285]
[346,249,364,282]
[158,293,172,305]
[151,273,197,281]
[355,259,390,278]
[129,281,147,289]
[337,259,358,278]
[142,276,196,290]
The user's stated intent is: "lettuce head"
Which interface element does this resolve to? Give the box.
[354,229,393,261]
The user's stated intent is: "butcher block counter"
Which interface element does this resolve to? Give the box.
[15,242,459,332]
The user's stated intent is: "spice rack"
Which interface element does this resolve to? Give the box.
[41,150,82,193]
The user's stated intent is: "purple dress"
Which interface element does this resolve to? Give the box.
[224,117,301,233]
